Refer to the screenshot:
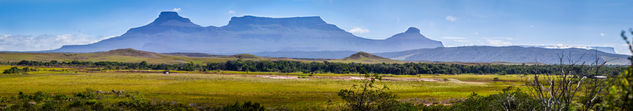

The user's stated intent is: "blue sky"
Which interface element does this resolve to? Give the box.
[1,0,633,54]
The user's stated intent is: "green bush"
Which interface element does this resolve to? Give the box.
[219,101,266,111]
[0,89,237,111]
[2,67,30,74]
[450,87,541,111]
[338,73,417,111]
[416,104,450,111]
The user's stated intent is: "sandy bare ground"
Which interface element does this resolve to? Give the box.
[255,75,299,79]
[247,74,487,85]
[447,79,487,85]
[384,77,487,85]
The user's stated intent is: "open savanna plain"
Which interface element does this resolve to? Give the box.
[0,65,528,110]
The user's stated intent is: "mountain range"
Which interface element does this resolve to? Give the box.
[46,11,630,65]
[376,46,629,65]
[52,11,443,54]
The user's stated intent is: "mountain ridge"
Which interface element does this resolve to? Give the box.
[375,46,630,65]
[51,11,444,54]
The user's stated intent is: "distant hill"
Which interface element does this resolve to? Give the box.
[98,48,160,58]
[230,54,260,59]
[344,52,388,60]
[333,52,400,63]
[254,51,357,59]
[0,49,409,64]
[519,45,618,54]
[163,52,224,57]
[375,46,630,65]
[50,11,443,54]
[0,49,296,64]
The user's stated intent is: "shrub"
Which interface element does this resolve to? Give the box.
[416,104,450,111]
[2,67,27,74]
[1,89,198,111]
[1,89,273,111]
[338,73,416,111]
[450,87,541,111]
[220,101,265,111]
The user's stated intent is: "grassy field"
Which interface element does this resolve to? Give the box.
[0,65,527,110]
[0,49,411,65]
[0,49,312,64]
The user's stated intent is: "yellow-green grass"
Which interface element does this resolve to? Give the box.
[0,49,409,65]
[0,65,75,74]
[0,70,526,110]
[327,58,406,64]
[0,51,397,65]
[0,50,533,65]
[0,52,240,64]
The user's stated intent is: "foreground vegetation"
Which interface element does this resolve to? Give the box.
[0,55,628,110]
[0,89,268,110]
[7,60,625,75]
[0,67,628,110]
[0,54,629,110]
[0,65,524,110]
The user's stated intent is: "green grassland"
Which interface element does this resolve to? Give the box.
[0,49,407,65]
[0,49,527,66]
[0,65,526,110]
[0,49,311,64]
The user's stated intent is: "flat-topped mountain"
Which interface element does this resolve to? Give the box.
[376,46,630,65]
[52,11,443,54]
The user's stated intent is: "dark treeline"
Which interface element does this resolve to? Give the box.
[7,60,625,75]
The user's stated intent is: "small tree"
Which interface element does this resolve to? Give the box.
[2,67,26,74]
[611,29,633,110]
[526,50,610,111]
[451,87,541,111]
[338,69,410,111]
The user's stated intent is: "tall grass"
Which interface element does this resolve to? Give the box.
[0,70,524,109]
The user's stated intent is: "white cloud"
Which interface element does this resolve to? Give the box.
[439,36,516,47]
[445,16,457,22]
[600,33,605,37]
[227,10,236,14]
[0,34,106,51]
[171,8,181,12]
[348,27,370,34]
[0,34,9,39]
[485,39,513,46]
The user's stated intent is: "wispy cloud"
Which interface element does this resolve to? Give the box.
[0,34,110,51]
[348,27,370,34]
[445,16,457,22]
[440,36,514,47]
[227,10,236,14]
[485,39,513,46]
[171,8,181,12]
